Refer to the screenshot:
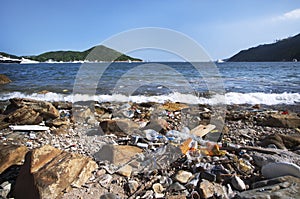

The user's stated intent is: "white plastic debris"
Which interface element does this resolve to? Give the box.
[9,125,49,131]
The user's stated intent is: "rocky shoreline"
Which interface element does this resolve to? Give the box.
[0,98,300,199]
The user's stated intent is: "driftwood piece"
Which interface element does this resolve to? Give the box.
[221,145,280,155]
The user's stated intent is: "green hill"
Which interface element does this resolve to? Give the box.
[0,52,20,59]
[228,33,300,62]
[26,45,142,62]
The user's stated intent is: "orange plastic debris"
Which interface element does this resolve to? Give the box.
[180,138,193,155]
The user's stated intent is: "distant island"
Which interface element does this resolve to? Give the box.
[228,33,300,62]
[0,45,142,63]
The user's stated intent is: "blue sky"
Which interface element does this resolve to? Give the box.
[1,0,300,61]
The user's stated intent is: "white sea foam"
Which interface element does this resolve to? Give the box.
[0,92,299,105]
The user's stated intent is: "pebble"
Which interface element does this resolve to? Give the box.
[126,180,139,194]
[152,183,165,194]
[174,170,193,184]
[200,171,216,182]
[231,175,246,191]
[141,190,154,199]
[99,174,113,187]
[100,193,120,199]
[116,165,132,178]
[168,182,186,192]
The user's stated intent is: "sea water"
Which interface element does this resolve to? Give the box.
[0,62,299,105]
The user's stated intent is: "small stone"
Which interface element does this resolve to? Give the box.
[0,181,11,198]
[159,176,173,187]
[99,174,113,187]
[231,175,246,191]
[117,165,132,177]
[168,182,186,192]
[199,179,214,198]
[100,193,120,199]
[96,169,106,176]
[141,190,154,198]
[29,132,36,139]
[126,180,139,195]
[152,183,165,194]
[200,171,216,182]
[174,170,193,184]
[199,179,227,199]
[155,193,165,198]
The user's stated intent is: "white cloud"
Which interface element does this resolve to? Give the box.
[276,8,300,21]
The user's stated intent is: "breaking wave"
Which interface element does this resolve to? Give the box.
[0,92,299,105]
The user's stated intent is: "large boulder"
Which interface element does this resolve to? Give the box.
[11,145,98,199]
[260,112,300,128]
[0,74,12,84]
[0,144,28,174]
[6,106,43,125]
[259,134,300,150]
[5,98,59,120]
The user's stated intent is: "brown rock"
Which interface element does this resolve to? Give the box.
[0,74,12,84]
[12,145,98,199]
[199,179,227,199]
[259,134,300,150]
[52,101,72,110]
[99,119,140,137]
[126,180,139,195]
[142,118,169,134]
[47,118,70,127]
[7,106,43,125]
[0,122,10,130]
[0,144,28,173]
[117,164,132,177]
[160,102,189,111]
[174,170,193,184]
[73,107,94,123]
[94,145,143,166]
[50,125,70,135]
[5,98,59,120]
[261,113,300,128]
